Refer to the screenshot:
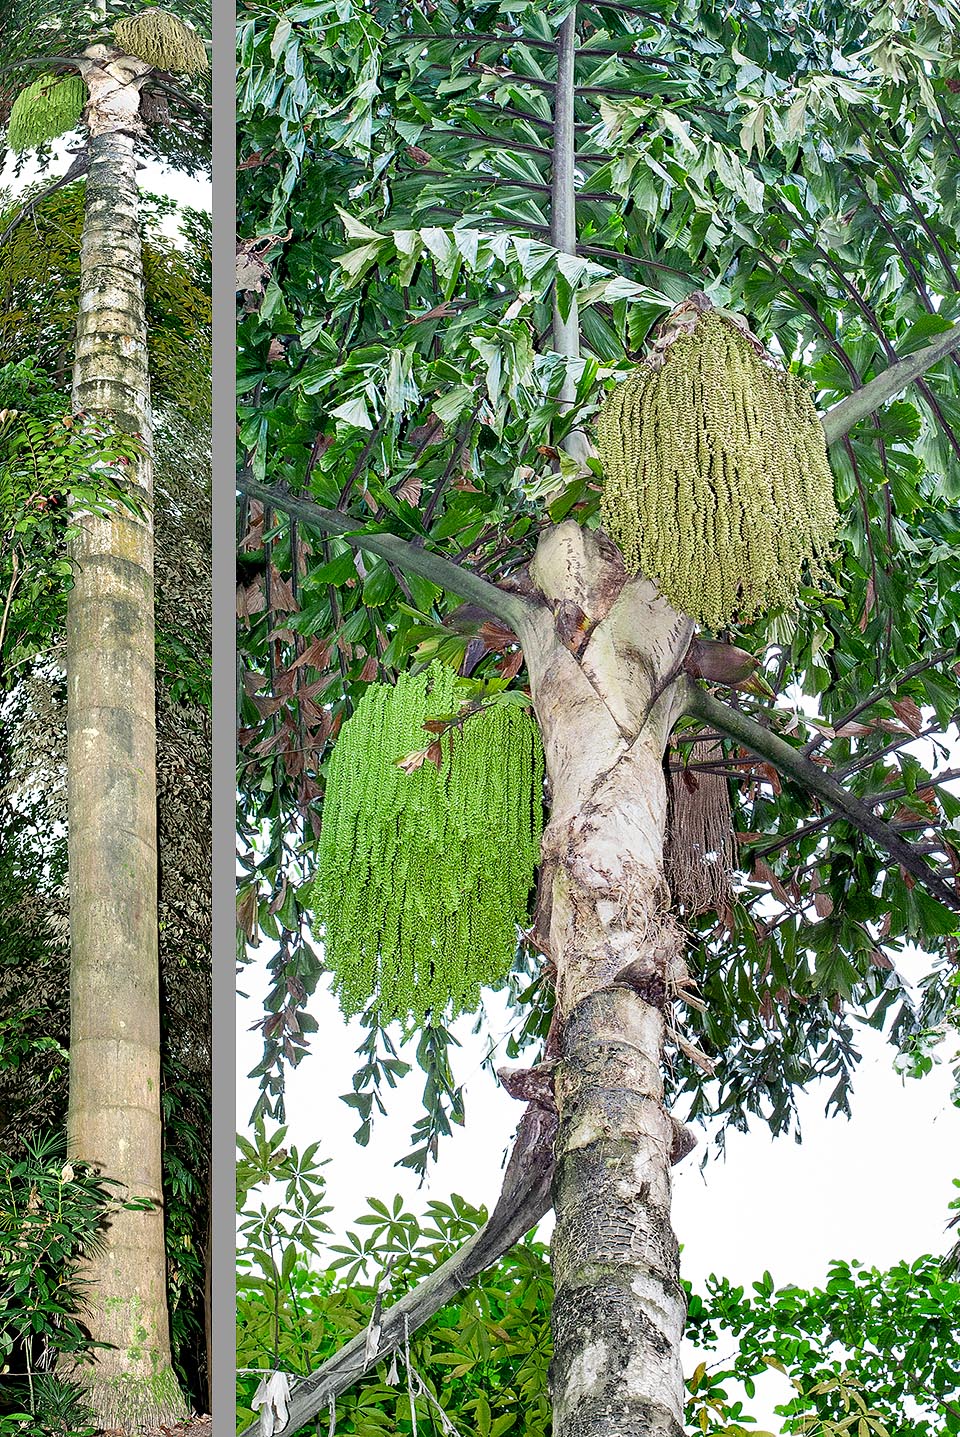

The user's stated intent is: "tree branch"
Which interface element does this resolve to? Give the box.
[418,30,558,51]
[0,151,89,247]
[821,322,960,446]
[749,765,960,862]
[682,681,960,913]
[802,644,958,755]
[0,54,83,78]
[428,123,611,162]
[408,166,618,202]
[146,73,210,116]
[238,1104,556,1437]
[236,476,537,632]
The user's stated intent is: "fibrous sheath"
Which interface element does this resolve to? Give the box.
[596,310,838,628]
[313,662,544,1024]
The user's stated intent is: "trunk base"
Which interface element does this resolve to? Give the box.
[73,1365,187,1434]
[550,989,688,1437]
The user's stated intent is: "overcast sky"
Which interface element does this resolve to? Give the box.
[0,138,209,222]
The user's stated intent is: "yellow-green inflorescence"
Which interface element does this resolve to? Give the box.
[7,73,86,154]
[596,309,838,629]
[313,662,544,1025]
[114,10,208,74]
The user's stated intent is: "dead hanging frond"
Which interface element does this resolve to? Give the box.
[139,88,170,125]
[665,738,735,918]
[114,10,208,75]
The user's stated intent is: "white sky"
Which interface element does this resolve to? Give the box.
[0,137,210,226]
[237,959,959,1274]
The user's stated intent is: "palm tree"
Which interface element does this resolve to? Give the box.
[3,7,209,1427]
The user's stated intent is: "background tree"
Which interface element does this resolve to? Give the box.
[237,0,960,1433]
[0,1133,134,1435]
[1,3,210,1420]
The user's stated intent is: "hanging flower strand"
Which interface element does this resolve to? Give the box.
[596,303,838,629]
[312,662,544,1024]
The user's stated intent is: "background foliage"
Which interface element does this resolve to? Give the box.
[0,187,211,431]
[0,1133,119,1434]
[0,358,143,686]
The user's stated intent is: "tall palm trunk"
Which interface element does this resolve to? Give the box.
[536,11,694,1431]
[66,53,186,1432]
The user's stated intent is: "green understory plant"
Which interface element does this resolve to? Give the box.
[0,1132,113,1429]
[236,1128,960,1437]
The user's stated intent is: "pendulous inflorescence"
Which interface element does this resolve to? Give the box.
[595,308,838,629]
[312,661,544,1025]
[7,73,86,154]
[114,9,208,74]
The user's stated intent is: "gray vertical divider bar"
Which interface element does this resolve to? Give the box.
[210,0,237,1426]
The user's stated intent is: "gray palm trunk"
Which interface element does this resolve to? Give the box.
[65,57,186,1431]
[519,528,692,1436]
[537,10,690,1431]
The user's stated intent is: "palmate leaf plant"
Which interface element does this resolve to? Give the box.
[236,1135,960,1437]
[236,1117,333,1383]
[237,0,960,1431]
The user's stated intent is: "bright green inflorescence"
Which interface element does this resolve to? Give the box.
[313,662,544,1025]
[596,310,838,629]
[114,10,208,75]
[7,74,86,154]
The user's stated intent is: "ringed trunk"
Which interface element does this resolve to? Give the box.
[66,57,186,1432]
[516,523,695,1437]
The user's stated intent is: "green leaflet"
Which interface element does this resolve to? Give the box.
[7,73,85,153]
[312,662,544,1025]
[596,311,838,628]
